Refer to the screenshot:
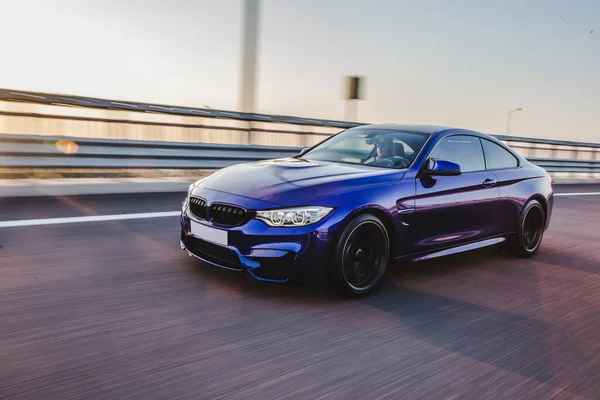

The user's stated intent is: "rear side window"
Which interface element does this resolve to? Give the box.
[429,135,485,172]
[481,139,518,170]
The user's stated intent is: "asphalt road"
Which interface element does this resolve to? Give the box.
[1,186,600,399]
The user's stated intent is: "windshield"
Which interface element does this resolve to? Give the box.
[300,127,429,169]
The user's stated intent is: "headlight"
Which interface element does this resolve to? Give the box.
[255,206,333,227]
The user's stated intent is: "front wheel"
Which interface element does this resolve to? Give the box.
[329,213,390,297]
[506,199,545,257]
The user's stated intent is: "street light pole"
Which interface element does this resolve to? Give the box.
[506,108,522,136]
[239,0,260,113]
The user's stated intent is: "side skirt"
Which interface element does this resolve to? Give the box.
[393,235,510,264]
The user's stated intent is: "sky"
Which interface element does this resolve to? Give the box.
[0,0,598,141]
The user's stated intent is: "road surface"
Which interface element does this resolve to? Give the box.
[1,186,600,399]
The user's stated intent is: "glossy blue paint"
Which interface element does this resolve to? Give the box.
[179,124,553,285]
[409,169,500,253]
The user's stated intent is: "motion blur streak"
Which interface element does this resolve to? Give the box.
[0,211,180,228]
[0,187,599,399]
[0,191,598,228]
[554,192,600,196]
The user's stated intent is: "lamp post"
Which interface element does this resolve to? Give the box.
[506,108,522,136]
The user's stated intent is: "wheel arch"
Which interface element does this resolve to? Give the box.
[528,194,548,221]
[329,205,397,257]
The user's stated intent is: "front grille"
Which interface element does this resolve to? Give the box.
[185,235,242,270]
[189,196,207,220]
[210,203,249,226]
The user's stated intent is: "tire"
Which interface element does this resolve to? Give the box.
[506,199,545,258]
[329,213,391,297]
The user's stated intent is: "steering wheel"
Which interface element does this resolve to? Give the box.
[390,156,411,168]
[366,158,394,167]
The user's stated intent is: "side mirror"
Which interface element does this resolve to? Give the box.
[421,158,461,178]
[298,147,310,157]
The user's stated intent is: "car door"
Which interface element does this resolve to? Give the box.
[410,134,500,254]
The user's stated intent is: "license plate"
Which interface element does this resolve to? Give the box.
[190,220,228,246]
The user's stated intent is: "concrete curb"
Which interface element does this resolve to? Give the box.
[1,177,599,198]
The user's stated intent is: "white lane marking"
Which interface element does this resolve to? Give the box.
[554,192,600,196]
[0,211,180,228]
[1,191,598,228]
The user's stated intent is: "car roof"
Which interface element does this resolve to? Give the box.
[358,123,485,137]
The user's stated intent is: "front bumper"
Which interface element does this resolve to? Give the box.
[179,207,338,284]
[180,228,299,282]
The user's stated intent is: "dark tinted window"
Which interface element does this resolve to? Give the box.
[482,139,519,169]
[429,135,485,172]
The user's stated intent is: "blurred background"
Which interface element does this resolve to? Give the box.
[1,0,599,139]
[1,0,599,182]
[1,1,600,399]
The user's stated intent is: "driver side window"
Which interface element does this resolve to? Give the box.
[430,135,485,173]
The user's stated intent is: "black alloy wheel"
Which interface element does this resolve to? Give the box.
[330,213,390,297]
[508,199,545,257]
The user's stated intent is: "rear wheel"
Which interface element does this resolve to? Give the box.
[507,199,545,257]
[329,213,390,297]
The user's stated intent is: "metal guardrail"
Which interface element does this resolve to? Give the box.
[2,133,600,173]
[0,88,360,129]
[529,158,600,173]
[1,88,599,174]
[0,133,301,169]
[2,88,600,145]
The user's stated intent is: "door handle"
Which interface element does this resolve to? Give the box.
[482,178,497,188]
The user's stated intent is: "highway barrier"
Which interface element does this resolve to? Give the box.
[1,132,599,174]
[0,133,300,169]
[0,88,599,174]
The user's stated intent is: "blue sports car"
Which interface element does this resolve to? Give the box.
[180,124,553,297]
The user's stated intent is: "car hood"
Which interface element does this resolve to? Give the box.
[196,157,405,206]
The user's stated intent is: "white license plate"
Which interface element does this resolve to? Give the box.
[190,220,228,246]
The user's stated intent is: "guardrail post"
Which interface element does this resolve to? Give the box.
[570,148,578,179]
[247,121,254,145]
[301,125,312,148]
